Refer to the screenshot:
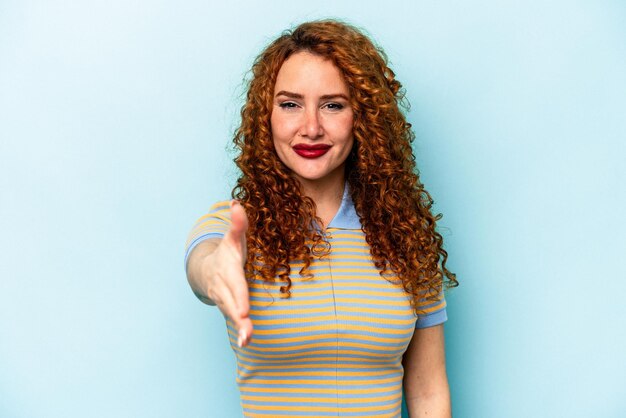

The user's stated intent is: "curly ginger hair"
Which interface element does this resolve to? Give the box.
[232,20,458,312]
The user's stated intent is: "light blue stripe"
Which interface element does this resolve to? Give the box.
[243,328,413,341]
[242,407,340,417]
[251,284,411,297]
[337,305,417,315]
[239,345,405,358]
[242,408,400,418]
[245,306,415,327]
[240,387,400,399]
[236,351,404,364]
[250,319,413,331]
[249,292,410,303]
[328,243,368,249]
[250,300,337,311]
[244,336,408,349]
[250,302,414,314]
[415,307,447,329]
[325,271,386,278]
[237,373,402,383]
[238,365,399,374]
[183,232,223,271]
[325,250,372,256]
[334,409,401,417]
[247,312,414,322]
[247,312,338,321]
[243,395,400,408]
[235,357,397,368]
[241,379,400,390]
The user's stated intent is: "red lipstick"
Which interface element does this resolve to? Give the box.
[293,144,331,159]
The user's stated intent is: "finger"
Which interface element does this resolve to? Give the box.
[231,271,250,319]
[227,271,254,347]
[214,280,240,328]
[214,267,253,346]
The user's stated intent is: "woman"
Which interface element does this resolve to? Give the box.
[185,20,457,418]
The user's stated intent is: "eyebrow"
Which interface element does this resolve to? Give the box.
[275,90,349,101]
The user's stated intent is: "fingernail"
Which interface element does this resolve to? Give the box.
[238,330,247,348]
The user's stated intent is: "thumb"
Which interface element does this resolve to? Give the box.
[229,200,248,238]
[225,200,248,254]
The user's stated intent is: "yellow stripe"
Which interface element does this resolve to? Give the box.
[250,281,405,291]
[315,239,370,246]
[235,354,403,365]
[250,314,415,325]
[237,361,398,372]
[235,349,404,361]
[240,369,401,377]
[250,296,410,309]
[233,347,404,359]
[252,323,411,336]
[416,300,447,313]
[237,375,401,386]
[241,392,401,404]
[248,290,407,300]
[240,398,402,413]
[318,260,381,267]
[248,295,337,306]
[336,306,414,315]
[326,253,372,260]
[240,341,376,352]
[244,333,409,346]
[249,288,335,298]
[239,382,402,395]
[333,297,411,307]
[249,306,336,316]
[192,220,228,232]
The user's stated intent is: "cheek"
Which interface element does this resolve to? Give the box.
[337,114,355,141]
[343,137,355,159]
[270,113,294,143]
[270,117,290,161]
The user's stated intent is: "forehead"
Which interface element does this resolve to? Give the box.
[274,51,349,95]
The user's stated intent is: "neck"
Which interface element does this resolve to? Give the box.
[298,172,346,228]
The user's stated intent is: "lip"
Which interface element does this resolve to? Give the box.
[292,144,331,159]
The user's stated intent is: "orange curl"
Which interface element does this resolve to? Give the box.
[231,19,458,313]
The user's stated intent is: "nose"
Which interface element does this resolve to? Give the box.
[300,108,324,139]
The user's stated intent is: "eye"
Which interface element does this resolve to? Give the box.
[323,102,345,111]
[278,101,299,109]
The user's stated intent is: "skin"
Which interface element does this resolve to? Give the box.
[185,50,451,417]
[403,324,452,417]
[270,51,354,222]
[186,200,252,347]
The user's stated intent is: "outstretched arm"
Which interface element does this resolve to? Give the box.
[185,201,253,347]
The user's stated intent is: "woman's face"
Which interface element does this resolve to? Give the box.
[270,51,354,190]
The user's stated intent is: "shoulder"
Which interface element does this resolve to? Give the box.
[186,199,232,240]
[184,200,232,267]
[202,200,232,223]
[188,200,232,232]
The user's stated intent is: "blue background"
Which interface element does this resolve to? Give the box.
[1,1,625,417]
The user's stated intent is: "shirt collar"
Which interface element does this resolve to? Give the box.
[327,183,361,230]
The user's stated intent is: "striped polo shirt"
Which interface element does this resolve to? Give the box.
[185,188,447,417]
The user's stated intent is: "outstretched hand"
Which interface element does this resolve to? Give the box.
[202,200,253,347]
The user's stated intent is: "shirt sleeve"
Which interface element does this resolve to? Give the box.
[184,200,232,271]
[414,290,448,328]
